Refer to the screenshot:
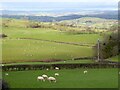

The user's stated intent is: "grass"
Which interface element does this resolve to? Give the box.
[2,27,102,44]
[2,18,117,64]
[59,17,117,29]
[3,68,118,88]
[2,20,101,63]
[108,55,119,62]
[3,60,95,66]
[2,39,93,63]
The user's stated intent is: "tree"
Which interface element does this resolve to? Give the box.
[0,34,7,38]
[94,32,119,59]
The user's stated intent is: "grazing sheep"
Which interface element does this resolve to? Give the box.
[84,70,88,74]
[37,76,45,82]
[48,77,56,83]
[46,68,49,71]
[55,67,59,70]
[42,74,48,79]
[64,61,66,63]
[55,73,59,76]
[5,73,8,76]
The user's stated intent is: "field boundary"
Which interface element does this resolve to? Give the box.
[20,38,94,47]
[2,63,120,71]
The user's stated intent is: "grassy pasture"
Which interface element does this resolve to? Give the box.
[59,17,117,29]
[2,27,102,44]
[2,39,93,63]
[2,18,117,64]
[108,55,119,62]
[3,69,118,88]
[2,19,102,63]
[3,60,94,66]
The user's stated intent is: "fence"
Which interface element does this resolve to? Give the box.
[2,63,119,71]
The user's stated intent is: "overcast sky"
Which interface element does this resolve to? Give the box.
[0,0,119,2]
[0,0,119,11]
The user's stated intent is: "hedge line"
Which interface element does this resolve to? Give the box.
[2,63,120,71]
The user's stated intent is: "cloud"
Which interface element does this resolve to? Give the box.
[0,0,119,2]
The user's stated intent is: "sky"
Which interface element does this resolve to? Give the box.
[0,0,119,2]
[0,0,119,11]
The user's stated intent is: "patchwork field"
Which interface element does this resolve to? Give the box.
[2,18,118,63]
[2,19,104,63]
[1,15,119,89]
[3,69,118,88]
[2,39,93,63]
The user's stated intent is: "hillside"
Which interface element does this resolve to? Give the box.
[1,10,118,22]
[58,17,117,30]
[1,18,103,63]
[1,18,118,63]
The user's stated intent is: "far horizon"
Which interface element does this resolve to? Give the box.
[1,2,118,11]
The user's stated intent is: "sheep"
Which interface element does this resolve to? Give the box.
[48,77,56,83]
[42,74,48,79]
[55,73,59,76]
[84,70,88,74]
[46,68,49,71]
[5,73,8,76]
[55,67,59,70]
[37,76,45,82]
[30,54,33,56]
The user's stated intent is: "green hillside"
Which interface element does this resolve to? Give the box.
[1,18,117,64]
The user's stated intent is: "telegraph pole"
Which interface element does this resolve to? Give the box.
[97,38,100,62]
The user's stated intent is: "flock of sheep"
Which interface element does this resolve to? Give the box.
[5,66,105,84]
[37,67,60,83]
[37,67,88,83]
[37,73,59,83]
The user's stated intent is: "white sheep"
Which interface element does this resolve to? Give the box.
[55,67,59,70]
[5,73,9,76]
[37,76,45,82]
[55,73,59,76]
[46,68,49,71]
[48,76,56,83]
[84,70,88,74]
[64,61,66,63]
[42,74,48,79]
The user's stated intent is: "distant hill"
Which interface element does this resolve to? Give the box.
[1,10,118,22]
[58,17,117,27]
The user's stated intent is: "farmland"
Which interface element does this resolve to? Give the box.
[2,69,118,88]
[1,18,105,63]
[2,39,93,63]
[1,17,119,89]
[1,1,119,89]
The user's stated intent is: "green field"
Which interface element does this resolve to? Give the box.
[3,60,94,66]
[2,27,101,44]
[2,39,93,63]
[1,18,117,64]
[2,19,103,63]
[108,55,119,62]
[3,69,118,88]
[59,17,117,30]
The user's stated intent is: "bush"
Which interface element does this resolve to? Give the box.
[94,32,119,59]
[0,34,7,38]
[26,22,42,28]
[2,63,119,71]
